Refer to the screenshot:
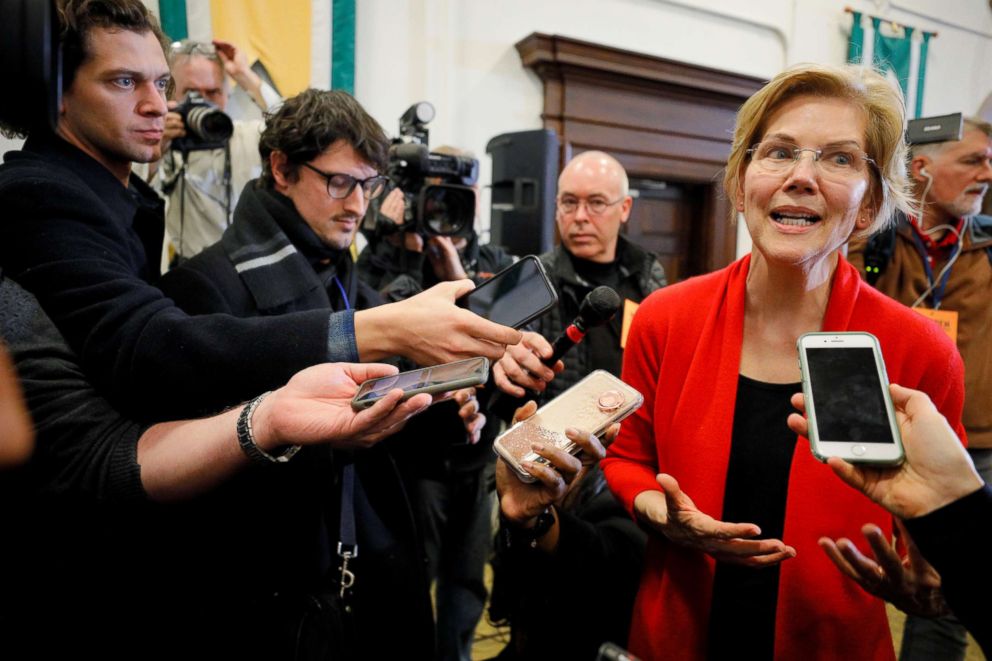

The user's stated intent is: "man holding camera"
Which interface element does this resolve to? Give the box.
[149,39,281,260]
[847,116,992,661]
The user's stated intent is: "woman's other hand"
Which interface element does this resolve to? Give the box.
[634,473,797,567]
[819,520,948,618]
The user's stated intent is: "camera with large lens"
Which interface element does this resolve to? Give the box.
[171,91,234,153]
[381,102,479,239]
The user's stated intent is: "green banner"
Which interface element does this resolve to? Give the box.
[332,0,355,94]
[158,0,188,42]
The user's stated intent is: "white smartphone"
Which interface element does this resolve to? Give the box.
[351,357,489,410]
[493,370,643,483]
[797,332,904,465]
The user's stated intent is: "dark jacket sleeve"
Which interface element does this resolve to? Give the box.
[903,486,992,656]
[492,487,646,659]
[0,165,344,420]
[0,276,145,502]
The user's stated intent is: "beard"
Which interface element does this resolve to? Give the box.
[939,185,989,219]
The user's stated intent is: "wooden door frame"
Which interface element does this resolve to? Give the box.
[515,33,764,272]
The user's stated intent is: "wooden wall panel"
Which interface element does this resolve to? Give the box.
[516,33,763,275]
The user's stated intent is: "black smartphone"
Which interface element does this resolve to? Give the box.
[351,357,490,410]
[457,255,558,329]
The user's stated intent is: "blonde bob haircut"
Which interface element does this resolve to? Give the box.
[724,63,915,237]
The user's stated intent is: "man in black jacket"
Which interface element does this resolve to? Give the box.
[0,1,516,657]
[486,152,664,657]
[159,88,455,659]
[493,150,667,401]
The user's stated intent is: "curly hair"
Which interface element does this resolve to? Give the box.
[258,89,389,186]
[724,63,915,237]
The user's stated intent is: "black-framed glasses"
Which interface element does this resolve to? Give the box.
[745,140,876,179]
[556,196,624,215]
[302,163,388,200]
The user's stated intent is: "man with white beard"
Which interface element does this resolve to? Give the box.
[848,115,992,661]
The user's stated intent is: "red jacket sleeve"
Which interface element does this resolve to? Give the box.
[602,290,668,517]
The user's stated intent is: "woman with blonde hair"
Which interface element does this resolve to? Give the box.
[602,63,966,660]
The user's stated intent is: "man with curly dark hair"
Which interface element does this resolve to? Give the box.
[161,89,392,317]
[158,88,487,659]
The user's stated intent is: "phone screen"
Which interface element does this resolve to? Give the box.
[806,347,895,444]
[462,257,556,328]
[353,357,488,405]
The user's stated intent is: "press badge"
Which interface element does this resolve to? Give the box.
[913,308,958,344]
[620,299,639,349]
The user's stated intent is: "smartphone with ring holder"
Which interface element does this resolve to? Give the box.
[493,370,643,483]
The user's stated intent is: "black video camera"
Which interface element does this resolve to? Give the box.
[171,91,234,152]
[380,102,479,239]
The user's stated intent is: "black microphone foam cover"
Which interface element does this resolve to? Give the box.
[577,286,622,330]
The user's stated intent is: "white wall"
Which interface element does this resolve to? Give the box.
[11,0,992,256]
[353,0,992,254]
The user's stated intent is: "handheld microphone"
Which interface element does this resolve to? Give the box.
[543,286,622,366]
[489,286,622,412]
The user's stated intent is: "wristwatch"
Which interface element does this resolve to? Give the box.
[236,391,301,464]
[499,507,557,550]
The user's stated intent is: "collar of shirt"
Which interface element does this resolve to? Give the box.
[23,131,163,231]
[908,214,965,257]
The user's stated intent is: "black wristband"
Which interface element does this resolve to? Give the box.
[499,507,556,550]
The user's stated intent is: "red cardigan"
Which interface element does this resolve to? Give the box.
[602,254,965,661]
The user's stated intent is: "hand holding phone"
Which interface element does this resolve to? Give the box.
[456,255,558,329]
[351,357,489,411]
[494,370,642,483]
[797,332,904,465]
[495,399,611,530]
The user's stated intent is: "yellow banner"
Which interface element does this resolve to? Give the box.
[210,0,312,97]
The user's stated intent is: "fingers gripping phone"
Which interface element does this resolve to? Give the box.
[797,332,904,465]
[493,370,643,483]
[457,254,558,329]
[351,357,489,410]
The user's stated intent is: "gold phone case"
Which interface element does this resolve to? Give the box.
[493,370,643,483]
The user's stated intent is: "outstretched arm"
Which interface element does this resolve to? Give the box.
[138,362,431,502]
[354,279,521,365]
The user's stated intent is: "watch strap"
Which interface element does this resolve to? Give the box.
[500,507,556,550]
